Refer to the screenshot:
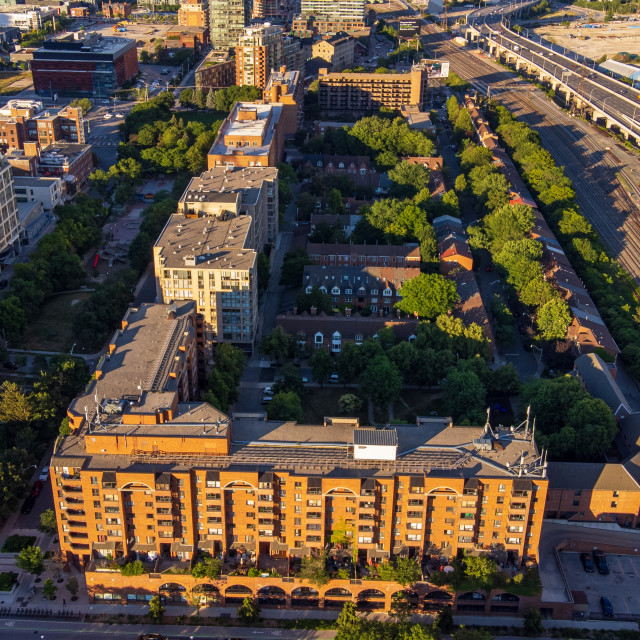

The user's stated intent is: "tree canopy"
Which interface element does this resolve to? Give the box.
[396,274,459,319]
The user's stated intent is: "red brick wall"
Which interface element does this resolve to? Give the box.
[116,46,138,86]
[32,60,96,94]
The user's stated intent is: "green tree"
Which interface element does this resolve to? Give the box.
[179,88,193,107]
[338,394,362,415]
[205,88,216,110]
[191,556,222,579]
[148,595,164,622]
[120,560,146,576]
[266,391,303,422]
[43,578,57,600]
[452,629,494,640]
[39,508,57,535]
[359,355,402,408]
[388,161,430,198]
[237,596,260,623]
[299,551,330,586]
[436,606,455,633]
[0,381,32,423]
[441,366,486,425]
[396,274,459,319]
[280,249,311,288]
[309,348,333,387]
[0,295,27,340]
[463,553,497,586]
[330,516,354,547]
[455,173,467,193]
[273,363,304,396]
[537,299,571,341]
[389,591,412,623]
[259,326,292,364]
[394,557,422,586]
[15,545,44,576]
[295,192,316,220]
[65,576,79,600]
[523,607,543,636]
[257,252,270,292]
[454,108,474,140]
[336,601,361,638]
[336,341,367,384]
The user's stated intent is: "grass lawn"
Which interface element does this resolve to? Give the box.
[1,534,36,553]
[0,71,32,95]
[176,110,227,127]
[0,572,17,591]
[19,291,92,352]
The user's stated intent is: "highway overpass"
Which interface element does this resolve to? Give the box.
[459,3,640,143]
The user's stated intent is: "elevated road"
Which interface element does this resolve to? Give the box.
[466,4,640,140]
[421,23,640,283]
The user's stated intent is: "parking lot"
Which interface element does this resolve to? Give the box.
[559,551,640,617]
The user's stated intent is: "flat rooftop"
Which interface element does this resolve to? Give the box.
[209,102,282,159]
[53,414,544,480]
[154,213,256,271]
[36,33,135,55]
[39,143,91,163]
[180,166,278,209]
[69,302,195,420]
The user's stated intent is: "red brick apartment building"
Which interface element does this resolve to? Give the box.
[307,242,421,268]
[53,301,547,611]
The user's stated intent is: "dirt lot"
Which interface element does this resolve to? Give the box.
[85,20,177,49]
[533,21,640,58]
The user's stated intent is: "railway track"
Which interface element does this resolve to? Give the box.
[423,26,640,282]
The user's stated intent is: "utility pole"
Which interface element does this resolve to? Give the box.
[443,0,448,32]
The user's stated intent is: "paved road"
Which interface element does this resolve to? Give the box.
[422,24,640,283]
[469,3,640,136]
[0,619,337,639]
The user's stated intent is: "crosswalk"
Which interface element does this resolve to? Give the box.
[88,135,120,147]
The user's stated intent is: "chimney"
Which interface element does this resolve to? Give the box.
[345,308,351,317]
[310,306,317,316]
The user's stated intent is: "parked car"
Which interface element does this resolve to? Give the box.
[600,596,614,617]
[261,396,273,404]
[594,550,609,575]
[38,466,50,482]
[263,386,274,396]
[580,552,595,573]
[31,480,43,497]
[328,374,340,383]
[21,495,35,514]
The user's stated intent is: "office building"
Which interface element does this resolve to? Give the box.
[178,0,208,28]
[178,165,279,248]
[318,66,430,112]
[153,213,258,356]
[311,32,355,71]
[194,50,236,92]
[0,154,20,258]
[13,175,63,210]
[235,24,284,91]
[263,67,303,131]
[31,32,138,98]
[0,6,58,31]
[209,0,251,50]
[207,102,286,170]
[283,36,305,76]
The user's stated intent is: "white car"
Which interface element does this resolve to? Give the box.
[264,386,274,395]
[261,396,273,404]
[103,113,113,119]
[39,467,50,482]
[115,113,124,118]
